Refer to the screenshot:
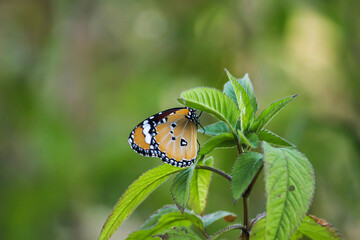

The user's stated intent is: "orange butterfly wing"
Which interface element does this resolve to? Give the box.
[155,110,197,166]
[128,108,199,167]
[132,125,151,150]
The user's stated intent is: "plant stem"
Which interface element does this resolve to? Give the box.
[209,224,246,240]
[240,164,264,240]
[242,164,263,199]
[195,165,231,182]
[227,125,242,155]
[234,134,243,155]
[242,197,249,231]
[200,229,210,239]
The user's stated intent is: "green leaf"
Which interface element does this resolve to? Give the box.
[198,121,230,136]
[239,73,258,113]
[198,132,236,156]
[226,69,255,131]
[223,72,258,113]
[231,152,263,201]
[140,208,204,233]
[154,226,202,240]
[181,212,205,232]
[237,130,258,148]
[210,224,246,240]
[171,168,194,213]
[178,87,240,129]
[129,208,204,239]
[251,94,298,132]
[202,211,237,228]
[249,214,266,240]
[246,132,259,148]
[250,214,342,240]
[223,81,237,104]
[138,205,179,230]
[126,206,190,240]
[258,130,294,147]
[290,231,303,240]
[189,157,214,215]
[99,165,182,240]
[296,215,342,240]
[262,142,315,240]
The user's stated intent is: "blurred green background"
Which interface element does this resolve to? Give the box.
[0,0,359,239]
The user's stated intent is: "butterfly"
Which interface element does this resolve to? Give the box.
[128,107,200,167]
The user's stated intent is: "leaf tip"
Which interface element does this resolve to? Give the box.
[224,69,232,78]
[179,207,185,214]
[293,93,299,98]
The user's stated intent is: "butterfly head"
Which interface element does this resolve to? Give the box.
[185,107,200,126]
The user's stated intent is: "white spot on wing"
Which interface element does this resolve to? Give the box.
[145,134,152,144]
[143,124,152,144]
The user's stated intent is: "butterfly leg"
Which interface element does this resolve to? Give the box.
[197,139,201,154]
[198,121,206,135]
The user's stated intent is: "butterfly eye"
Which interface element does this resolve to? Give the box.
[129,107,199,167]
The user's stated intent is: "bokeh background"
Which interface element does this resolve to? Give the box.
[1,0,359,239]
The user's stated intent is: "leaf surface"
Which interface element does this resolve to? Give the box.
[250,214,266,240]
[154,226,202,240]
[231,152,263,201]
[171,168,194,213]
[239,73,258,113]
[226,69,254,131]
[202,211,237,228]
[128,205,205,240]
[99,165,182,240]
[250,214,342,240]
[179,87,240,129]
[237,130,258,148]
[223,80,237,104]
[137,205,179,231]
[127,207,191,240]
[198,132,236,156]
[198,121,230,136]
[251,95,297,132]
[189,157,214,215]
[262,142,315,240]
[296,215,342,240]
[258,130,294,147]
[246,132,259,148]
[223,71,258,113]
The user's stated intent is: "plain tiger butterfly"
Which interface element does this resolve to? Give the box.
[128,107,200,167]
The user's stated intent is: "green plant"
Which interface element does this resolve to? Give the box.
[99,70,342,240]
